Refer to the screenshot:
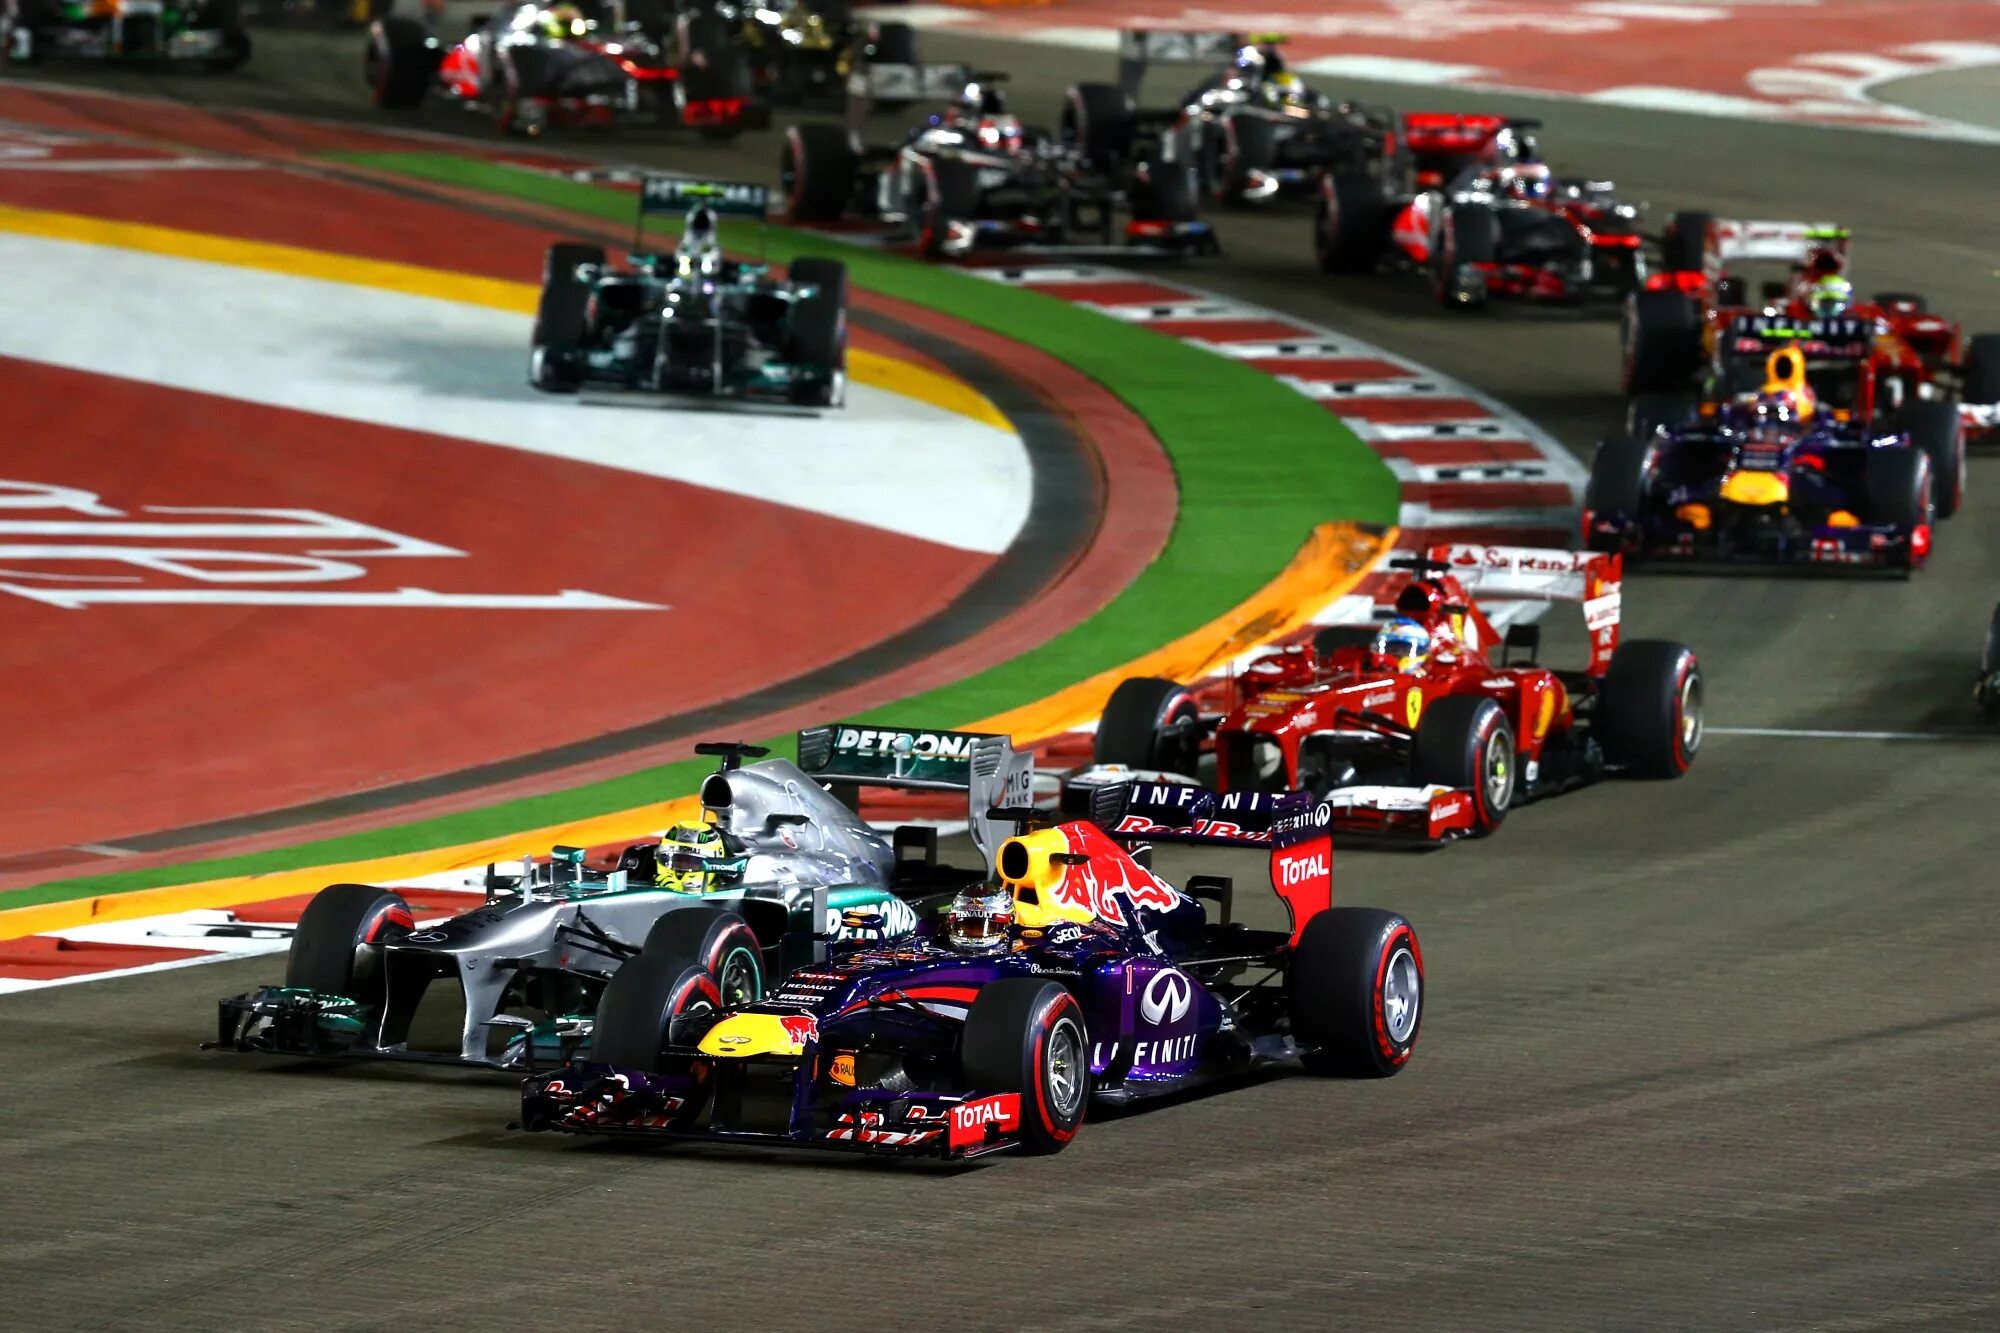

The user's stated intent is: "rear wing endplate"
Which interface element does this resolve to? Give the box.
[1115,28,1249,96]
[797,724,1033,872]
[843,60,971,137]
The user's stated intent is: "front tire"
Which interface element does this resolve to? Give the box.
[588,956,720,1073]
[1093,676,1202,776]
[1412,695,1514,834]
[960,979,1089,1154]
[781,123,855,223]
[1314,169,1388,274]
[1896,399,1965,519]
[1289,908,1423,1077]
[785,257,847,407]
[283,883,413,1002]
[530,241,600,394]
[1432,201,1497,309]
[365,16,435,110]
[1598,639,1702,777]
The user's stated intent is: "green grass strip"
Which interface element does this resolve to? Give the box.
[8,153,1395,906]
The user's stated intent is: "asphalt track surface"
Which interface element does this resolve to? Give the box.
[6,31,2000,1333]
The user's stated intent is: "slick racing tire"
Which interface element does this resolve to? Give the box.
[1207,112,1276,205]
[1626,390,1697,440]
[197,0,250,71]
[676,8,754,140]
[1313,169,1388,274]
[283,883,414,1003]
[642,906,764,1009]
[1431,201,1497,310]
[780,123,855,222]
[530,241,601,393]
[1964,333,2000,406]
[1061,81,1135,165]
[1585,434,1655,527]
[1622,289,1704,394]
[1093,676,1202,778]
[1897,398,1964,519]
[1981,603,2000,724]
[785,256,848,406]
[3,0,61,63]
[1864,447,1933,574]
[1598,640,1702,778]
[365,16,436,110]
[589,955,721,1074]
[1659,209,1712,273]
[913,156,980,258]
[1413,695,1514,835]
[961,979,1089,1154]
[1289,907,1423,1078]
[1128,155,1199,224]
[859,20,918,109]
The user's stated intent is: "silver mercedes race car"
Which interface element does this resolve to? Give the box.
[209,725,1030,1070]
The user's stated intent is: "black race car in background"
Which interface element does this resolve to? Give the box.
[531,178,847,408]
[1066,29,1400,208]
[1314,114,1650,309]
[1979,603,2000,722]
[3,0,250,67]
[366,0,764,138]
[781,62,1215,259]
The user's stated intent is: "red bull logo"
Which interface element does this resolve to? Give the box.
[778,1013,819,1048]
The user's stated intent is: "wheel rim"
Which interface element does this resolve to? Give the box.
[1677,666,1704,761]
[1381,946,1420,1045]
[717,947,760,1008]
[1483,726,1515,813]
[1046,1014,1085,1120]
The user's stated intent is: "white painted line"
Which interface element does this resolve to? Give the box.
[1398,502,1575,530]
[1190,339,1367,359]
[1094,300,1249,322]
[1285,377,1447,401]
[1361,420,1514,442]
[1294,55,1492,83]
[1385,459,1558,484]
[1707,727,1982,742]
[966,264,1113,285]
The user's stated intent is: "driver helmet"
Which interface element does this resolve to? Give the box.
[1264,70,1310,106]
[972,113,1024,152]
[945,885,1014,953]
[1807,274,1853,317]
[1492,124,1541,163]
[675,205,723,279]
[655,821,726,893]
[1372,616,1432,672]
[1495,162,1554,201]
[540,2,587,40]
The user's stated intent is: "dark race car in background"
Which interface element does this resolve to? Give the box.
[1062,29,1401,209]
[209,726,1030,1072]
[365,0,763,137]
[530,177,847,408]
[1070,545,1700,845]
[3,0,250,67]
[521,807,1423,1159]
[1314,113,1651,309]
[1623,217,1996,466]
[781,60,1216,259]
[1587,344,1947,574]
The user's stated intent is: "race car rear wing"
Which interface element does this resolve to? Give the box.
[1710,219,1849,266]
[795,724,1033,870]
[841,53,973,136]
[1422,544,1623,674]
[630,175,770,257]
[1113,28,1257,97]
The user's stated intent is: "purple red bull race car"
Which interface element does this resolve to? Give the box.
[520,801,1422,1159]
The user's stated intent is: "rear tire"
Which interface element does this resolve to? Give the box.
[1622,289,1704,394]
[366,16,436,110]
[1207,113,1276,205]
[960,979,1089,1154]
[1659,209,1712,273]
[530,241,601,394]
[1062,81,1134,166]
[283,883,413,1002]
[1289,907,1422,1077]
[785,256,847,407]
[641,906,763,1008]
[1313,170,1388,274]
[1093,676,1202,776]
[1963,333,2000,406]
[1128,156,1199,223]
[781,123,855,222]
[1598,640,1702,777]
[1412,695,1513,834]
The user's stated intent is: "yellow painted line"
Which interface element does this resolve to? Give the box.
[0,202,1011,430]
[0,523,1394,941]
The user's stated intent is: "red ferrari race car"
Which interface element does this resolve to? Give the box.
[1623,217,1998,469]
[1313,113,1652,309]
[365,0,764,137]
[1069,545,1701,845]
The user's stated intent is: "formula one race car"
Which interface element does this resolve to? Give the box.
[365,1,762,137]
[1062,30,1400,209]
[2,0,250,67]
[1314,114,1649,308]
[1623,216,1997,461]
[521,806,1422,1158]
[1587,345,1945,574]
[781,65,1216,259]
[529,178,847,407]
[210,726,1030,1070]
[1070,546,1699,845]
[709,2,918,106]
